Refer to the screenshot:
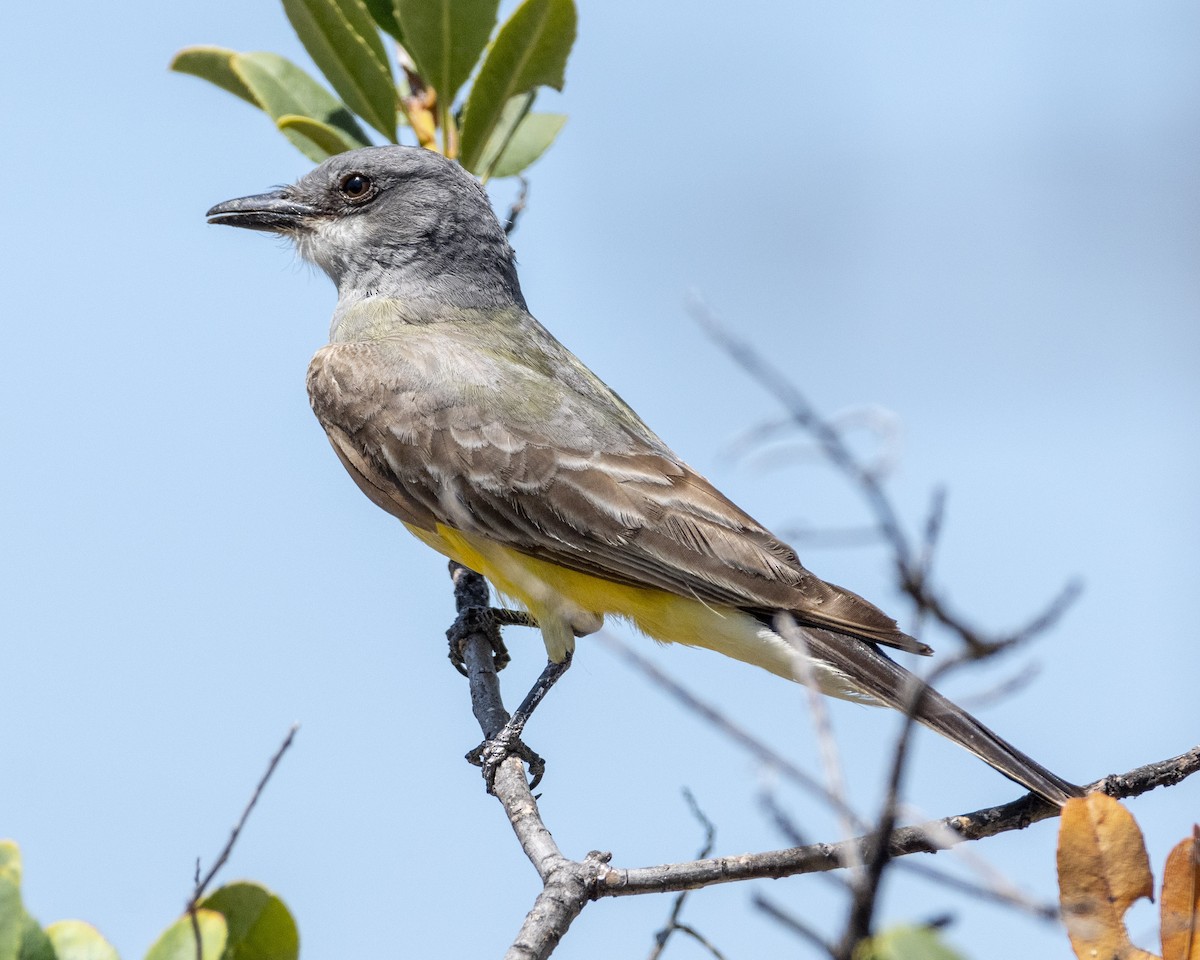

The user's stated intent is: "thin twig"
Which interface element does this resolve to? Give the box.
[594,746,1200,899]
[665,924,728,960]
[754,894,838,957]
[595,631,861,822]
[908,487,947,637]
[186,723,299,960]
[838,655,962,958]
[724,405,904,481]
[954,662,1042,712]
[896,857,1058,920]
[776,616,861,871]
[504,177,530,236]
[690,295,914,568]
[759,787,1057,918]
[647,790,720,960]
[892,800,1060,920]
[777,523,885,549]
[189,723,299,905]
[758,790,812,850]
[691,296,1083,658]
[899,574,1082,658]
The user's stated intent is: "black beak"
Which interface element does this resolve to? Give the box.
[206,189,317,232]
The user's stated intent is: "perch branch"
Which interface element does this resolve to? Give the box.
[452,563,1199,957]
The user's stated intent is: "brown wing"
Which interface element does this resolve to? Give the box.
[308,334,927,655]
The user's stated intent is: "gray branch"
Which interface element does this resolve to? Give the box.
[595,746,1200,897]
[451,564,1200,959]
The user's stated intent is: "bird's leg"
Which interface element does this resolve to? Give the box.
[467,653,573,793]
[447,561,570,792]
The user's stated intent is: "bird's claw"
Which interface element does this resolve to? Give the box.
[447,606,525,675]
[467,727,546,794]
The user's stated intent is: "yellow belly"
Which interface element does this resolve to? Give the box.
[404,522,804,682]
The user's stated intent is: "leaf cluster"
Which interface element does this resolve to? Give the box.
[171,0,575,178]
[0,841,297,960]
[1057,793,1200,960]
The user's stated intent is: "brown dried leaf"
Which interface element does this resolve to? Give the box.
[1161,826,1200,960]
[1058,793,1158,960]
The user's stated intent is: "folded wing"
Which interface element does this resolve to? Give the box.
[309,333,927,655]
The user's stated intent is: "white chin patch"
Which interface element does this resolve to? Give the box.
[296,216,371,273]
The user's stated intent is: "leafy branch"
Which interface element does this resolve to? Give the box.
[171,0,575,180]
[0,727,300,960]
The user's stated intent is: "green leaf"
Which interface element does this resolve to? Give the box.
[458,0,575,171]
[362,0,404,42]
[45,921,118,960]
[0,843,25,960]
[856,925,966,960]
[470,90,530,175]
[276,115,361,159]
[282,0,398,140]
[169,47,257,106]
[0,844,105,960]
[230,52,370,162]
[17,916,55,960]
[142,911,226,960]
[394,0,499,109]
[200,883,297,960]
[471,94,565,178]
[0,842,22,890]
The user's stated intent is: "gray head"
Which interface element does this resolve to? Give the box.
[207,145,525,310]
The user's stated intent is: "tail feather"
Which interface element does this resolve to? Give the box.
[795,624,1083,806]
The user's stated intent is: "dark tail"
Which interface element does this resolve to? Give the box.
[798,626,1084,805]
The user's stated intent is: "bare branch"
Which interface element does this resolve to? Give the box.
[189,723,298,906]
[907,486,947,637]
[503,178,530,236]
[839,655,960,957]
[954,662,1043,712]
[647,790,721,960]
[451,565,564,879]
[186,724,298,960]
[777,523,885,549]
[897,805,1060,920]
[899,574,1083,658]
[690,296,1083,659]
[504,852,613,960]
[724,405,904,481]
[760,776,1058,919]
[594,746,1200,898]
[753,894,837,956]
[690,295,914,567]
[899,857,1058,921]
[447,563,1197,957]
[776,616,861,871]
[451,564,606,959]
[665,923,730,960]
[595,631,858,819]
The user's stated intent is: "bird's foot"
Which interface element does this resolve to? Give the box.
[446,606,538,675]
[466,654,573,794]
[467,723,547,794]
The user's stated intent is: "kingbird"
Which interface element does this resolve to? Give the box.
[208,145,1081,804]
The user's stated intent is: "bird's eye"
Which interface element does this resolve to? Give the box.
[339,173,373,202]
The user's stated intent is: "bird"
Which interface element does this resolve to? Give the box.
[207,145,1082,805]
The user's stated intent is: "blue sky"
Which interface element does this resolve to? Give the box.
[2,2,1197,958]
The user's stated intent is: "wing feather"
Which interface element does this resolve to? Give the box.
[309,332,927,654]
